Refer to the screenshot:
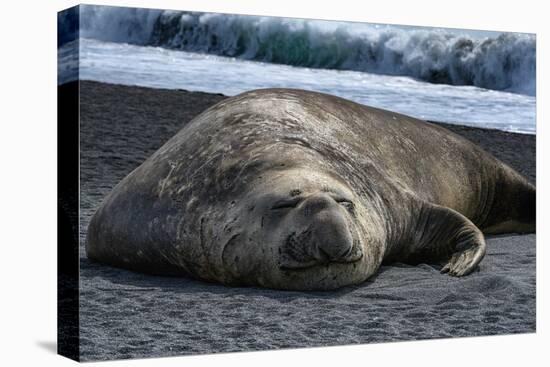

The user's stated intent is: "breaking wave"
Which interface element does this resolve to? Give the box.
[59,5,536,95]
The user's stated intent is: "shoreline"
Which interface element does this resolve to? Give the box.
[76,79,535,134]
[76,80,535,184]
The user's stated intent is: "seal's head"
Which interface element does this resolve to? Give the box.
[217,167,386,290]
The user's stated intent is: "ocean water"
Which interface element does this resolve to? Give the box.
[58,5,536,133]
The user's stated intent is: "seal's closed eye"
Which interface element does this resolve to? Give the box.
[335,198,355,212]
[271,197,303,210]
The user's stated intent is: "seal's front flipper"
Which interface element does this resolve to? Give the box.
[408,202,487,277]
[439,231,486,276]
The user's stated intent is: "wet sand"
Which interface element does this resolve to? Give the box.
[76,80,535,361]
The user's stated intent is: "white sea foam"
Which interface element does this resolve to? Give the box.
[58,5,536,96]
[149,12,535,95]
[62,38,535,134]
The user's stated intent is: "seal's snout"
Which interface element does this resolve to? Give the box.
[310,203,354,261]
[279,193,363,269]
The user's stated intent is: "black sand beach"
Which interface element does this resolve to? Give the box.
[76,81,535,361]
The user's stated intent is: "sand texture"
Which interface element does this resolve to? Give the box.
[76,81,535,361]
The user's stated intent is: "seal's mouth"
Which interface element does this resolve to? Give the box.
[278,231,364,270]
[279,250,363,270]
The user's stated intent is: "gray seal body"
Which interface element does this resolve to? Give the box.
[86,89,535,290]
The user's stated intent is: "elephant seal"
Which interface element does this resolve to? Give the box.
[86,88,535,290]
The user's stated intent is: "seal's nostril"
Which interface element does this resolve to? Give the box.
[317,245,331,261]
[338,244,354,259]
